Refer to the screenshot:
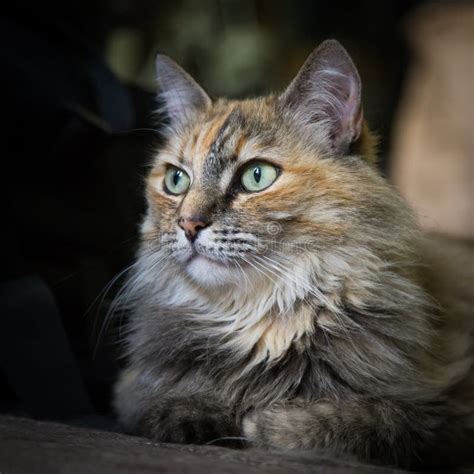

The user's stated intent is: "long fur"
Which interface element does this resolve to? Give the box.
[113,41,474,468]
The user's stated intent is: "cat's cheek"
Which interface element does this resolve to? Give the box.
[140,217,155,235]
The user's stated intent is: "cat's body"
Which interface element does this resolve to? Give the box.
[114,41,474,468]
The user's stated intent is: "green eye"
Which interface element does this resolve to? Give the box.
[241,162,278,192]
[164,166,190,195]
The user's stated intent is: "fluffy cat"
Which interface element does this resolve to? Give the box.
[113,40,474,468]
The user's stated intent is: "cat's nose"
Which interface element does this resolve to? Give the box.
[178,215,210,242]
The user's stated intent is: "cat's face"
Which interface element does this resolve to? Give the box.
[143,41,382,288]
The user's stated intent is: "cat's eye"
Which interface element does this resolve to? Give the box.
[164,166,190,195]
[241,162,278,192]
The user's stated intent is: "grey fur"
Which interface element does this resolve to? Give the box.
[113,41,474,469]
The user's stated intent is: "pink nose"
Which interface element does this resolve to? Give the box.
[178,216,210,242]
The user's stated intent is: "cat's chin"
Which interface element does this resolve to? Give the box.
[185,255,240,287]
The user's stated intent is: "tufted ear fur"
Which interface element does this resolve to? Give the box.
[155,54,211,130]
[280,40,363,155]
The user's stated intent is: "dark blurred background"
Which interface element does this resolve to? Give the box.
[1,0,472,429]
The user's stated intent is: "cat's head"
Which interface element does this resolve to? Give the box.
[142,40,405,289]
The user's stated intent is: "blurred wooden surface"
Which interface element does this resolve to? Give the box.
[391,2,474,239]
[0,415,412,474]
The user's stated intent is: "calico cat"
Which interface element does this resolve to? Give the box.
[113,40,474,468]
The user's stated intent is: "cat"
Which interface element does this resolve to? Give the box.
[113,40,474,468]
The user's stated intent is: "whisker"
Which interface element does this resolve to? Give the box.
[234,258,250,293]
[240,255,281,289]
[256,254,370,355]
[52,234,145,288]
[92,246,173,356]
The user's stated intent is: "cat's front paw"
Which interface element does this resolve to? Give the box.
[137,397,240,446]
[243,402,331,450]
[242,406,300,450]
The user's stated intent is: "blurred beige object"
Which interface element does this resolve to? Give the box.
[391,3,474,239]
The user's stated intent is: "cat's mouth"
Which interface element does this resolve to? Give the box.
[187,254,229,268]
[184,243,235,268]
[182,245,228,266]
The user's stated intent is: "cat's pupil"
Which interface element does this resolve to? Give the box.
[253,166,261,183]
[173,170,182,186]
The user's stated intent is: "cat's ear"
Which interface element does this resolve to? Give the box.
[280,40,363,155]
[155,54,211,129]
